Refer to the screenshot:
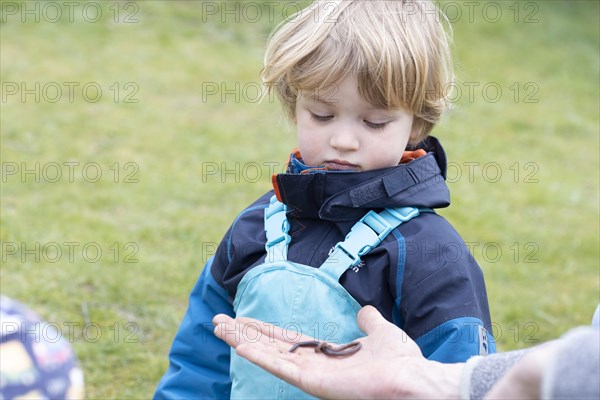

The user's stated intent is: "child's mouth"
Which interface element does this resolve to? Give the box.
[324,160,359,171]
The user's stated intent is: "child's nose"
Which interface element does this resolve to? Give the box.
[330,125,359,151]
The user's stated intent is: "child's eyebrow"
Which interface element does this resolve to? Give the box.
[303,94,338,105]
[314,98,338,105]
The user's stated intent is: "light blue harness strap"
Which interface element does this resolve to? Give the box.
[264,195,291,263]
[320,207,420,280]
[263,195,420,277]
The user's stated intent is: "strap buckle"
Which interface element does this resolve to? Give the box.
[264,197,290,249]
[332,210,393,267]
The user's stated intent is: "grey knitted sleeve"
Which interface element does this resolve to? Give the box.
[460,327,600,400]
[541,327,600,399]
[459,349,528,399]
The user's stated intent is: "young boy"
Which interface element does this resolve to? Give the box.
[155,1,496,398]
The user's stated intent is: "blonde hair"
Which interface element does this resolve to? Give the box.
[262,0,454,142]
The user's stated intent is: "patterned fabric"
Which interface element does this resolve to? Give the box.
[0,296,84,399]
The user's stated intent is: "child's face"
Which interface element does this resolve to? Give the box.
[295,75,415,172]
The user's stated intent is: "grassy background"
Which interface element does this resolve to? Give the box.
[1,1,598,398]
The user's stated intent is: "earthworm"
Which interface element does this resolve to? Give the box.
[288,340,362,357]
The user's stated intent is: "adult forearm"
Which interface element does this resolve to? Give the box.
[463,326,600,400]
[460,350,528,399]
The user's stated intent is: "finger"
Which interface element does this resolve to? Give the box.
[213,316,273,349]
[221,316,318,345]
[213,316,243,348]
[212,313,234,326]
[356,305,395,335]
[213,315,316,352]
[235,317,299,343]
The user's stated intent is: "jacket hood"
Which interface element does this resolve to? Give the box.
[272,136,450,221]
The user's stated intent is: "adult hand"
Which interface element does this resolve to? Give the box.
[213,306,463,399]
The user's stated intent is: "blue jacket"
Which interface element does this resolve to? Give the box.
[154,137,496,399]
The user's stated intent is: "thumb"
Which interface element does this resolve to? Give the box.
[357,305,395,335]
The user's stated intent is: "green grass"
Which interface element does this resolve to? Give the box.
[1,1,598,398]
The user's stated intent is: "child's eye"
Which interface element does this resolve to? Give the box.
[364,120,388,130]
[310,112,333,122]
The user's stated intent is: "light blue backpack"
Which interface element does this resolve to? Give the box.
[230,195,420,399]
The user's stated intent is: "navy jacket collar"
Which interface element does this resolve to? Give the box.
[272,136,450,221]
